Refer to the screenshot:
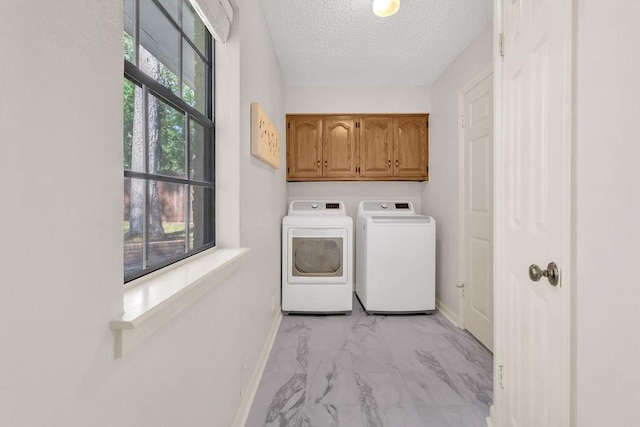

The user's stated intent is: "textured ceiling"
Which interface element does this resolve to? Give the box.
[259,0,492,87]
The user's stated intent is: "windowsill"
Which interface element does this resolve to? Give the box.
[110,247,249,357]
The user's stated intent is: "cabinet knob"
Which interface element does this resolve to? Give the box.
[317,160,320,169]
[388,159,391,168]
[395,159,399,168]
[325,160,328,168]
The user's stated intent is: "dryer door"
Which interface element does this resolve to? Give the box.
[287,228,348,284]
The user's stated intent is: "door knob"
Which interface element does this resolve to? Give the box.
[528,262,559,286]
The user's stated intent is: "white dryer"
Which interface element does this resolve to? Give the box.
[356,201,435,314]
[282,201,353,313]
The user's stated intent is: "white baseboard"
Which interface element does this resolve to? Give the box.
[232,310,283,427]
[436,298,460,328]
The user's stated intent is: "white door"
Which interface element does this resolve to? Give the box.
[460,69,494,351]
[492,0,573,426]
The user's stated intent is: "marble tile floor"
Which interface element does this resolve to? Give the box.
[246,295,493,427]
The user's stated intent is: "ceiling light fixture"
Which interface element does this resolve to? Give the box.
[372,0,400,17]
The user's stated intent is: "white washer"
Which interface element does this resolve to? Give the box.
[282,201,353,313]
[356,200,435,314]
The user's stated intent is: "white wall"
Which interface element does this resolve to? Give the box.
[0,0,286,426]
[420,26,493,316]
[285,85,429,218]
[575,1,640,425]
[286,85,431,113]
[237,0,288,394]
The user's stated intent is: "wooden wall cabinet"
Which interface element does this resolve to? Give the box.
[287,116,322,179]
[394,116,428,178]
[323,116,357,178]
[359,117,394,178]
[287,114,428,182]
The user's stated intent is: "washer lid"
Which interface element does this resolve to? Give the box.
[370,215,432,225]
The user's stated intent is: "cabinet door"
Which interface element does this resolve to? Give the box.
[359,117,393,177]
[394,116,428,178]
[288,116,322,179]
[323,117,357,178]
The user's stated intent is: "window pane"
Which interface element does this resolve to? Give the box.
[189,185,214,250]
[147,180,187,266]
[124,32,135,64]
[124,79,145,172]
[123,0,215,282]
[123,79,134,170]
[139,0,180,94]
[182,1,207,54]
[182,39,207,114]
[124,0,134,62]
[156,0,180,23]
[124,177,144,277]
[189,119,212,181]
[148,93,186,178]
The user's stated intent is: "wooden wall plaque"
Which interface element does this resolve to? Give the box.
[251,102,280,169]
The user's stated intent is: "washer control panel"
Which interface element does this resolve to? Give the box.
[361,201,415,213]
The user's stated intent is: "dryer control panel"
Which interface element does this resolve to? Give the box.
[288,201,346,215]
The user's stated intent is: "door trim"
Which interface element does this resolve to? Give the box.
[488,4,504,422]
[457,64,493,329]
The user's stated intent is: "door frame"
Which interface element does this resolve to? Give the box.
[488,5,504,422]
[457,64,494,329]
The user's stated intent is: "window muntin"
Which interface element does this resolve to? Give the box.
[123,0,214,283]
